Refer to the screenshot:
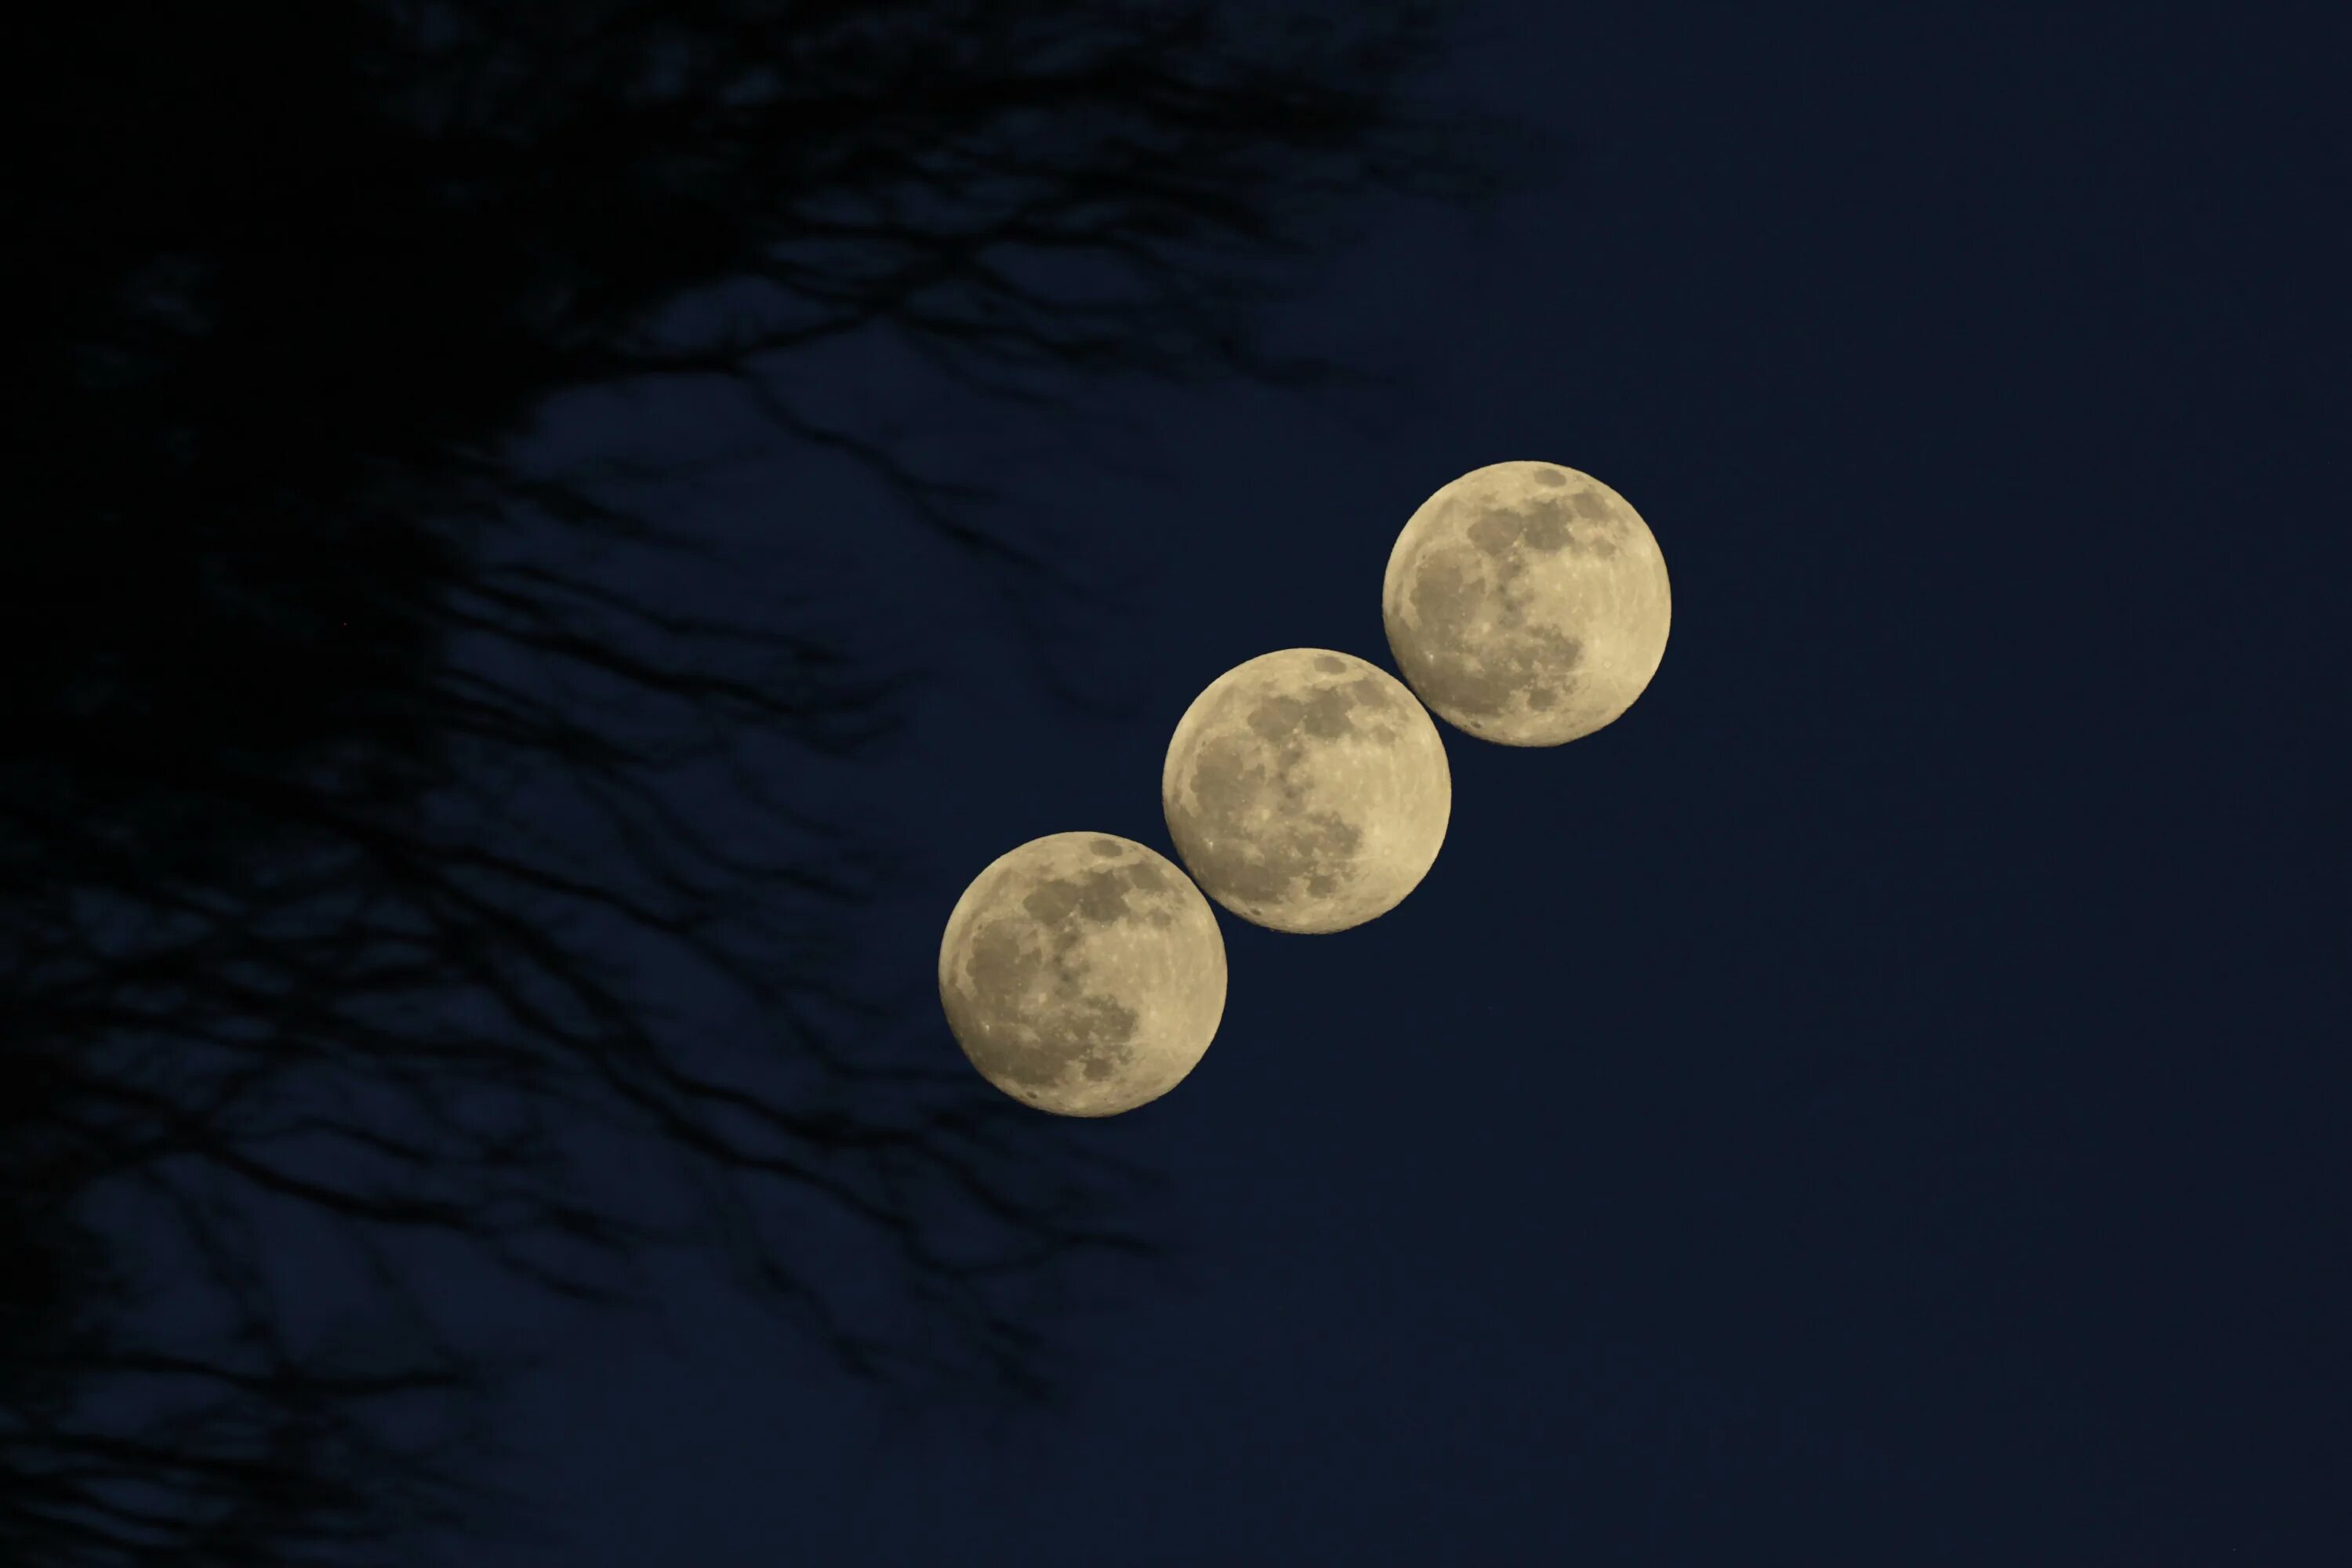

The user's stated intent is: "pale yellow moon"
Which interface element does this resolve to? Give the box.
[1161,648,1450,934]
[937,832,1226,1117]
[1383,460,1671,746]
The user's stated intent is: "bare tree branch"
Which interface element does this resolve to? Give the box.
[2,0,1553,1561]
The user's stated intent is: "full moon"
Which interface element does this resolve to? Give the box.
[1162,648,1450,934]
[937,832,1225,1117]
[1383,461,1671,746]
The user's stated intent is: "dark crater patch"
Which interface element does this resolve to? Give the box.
[1247,681,1365,743]
[1176,723,1364,917]
[1396,539,1586,720]
[960,914,1141,1091]
[1022,864,1153,927]
[1202,808,1360,914]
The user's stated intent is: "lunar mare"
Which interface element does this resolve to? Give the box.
[1162,648,1450,934]
[1383,460,1671,746]
[938,832,1225,1117]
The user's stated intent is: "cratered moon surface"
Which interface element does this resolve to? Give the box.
[1162,648,1450,934]
[1383,461,1671,746]
[938,832,1225,1117]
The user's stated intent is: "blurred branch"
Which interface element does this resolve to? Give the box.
[2,0,1552,1561]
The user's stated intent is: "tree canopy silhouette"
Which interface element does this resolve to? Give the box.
[2,1,1545,1561]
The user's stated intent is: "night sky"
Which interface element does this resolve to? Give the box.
[426,5,2342,1563]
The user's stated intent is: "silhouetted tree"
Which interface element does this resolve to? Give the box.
[3,1,1547,1560]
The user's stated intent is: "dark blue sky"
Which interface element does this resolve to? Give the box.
[448,5,2344,1563]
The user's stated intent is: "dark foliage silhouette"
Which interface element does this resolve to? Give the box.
[2,1,1544,1560]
